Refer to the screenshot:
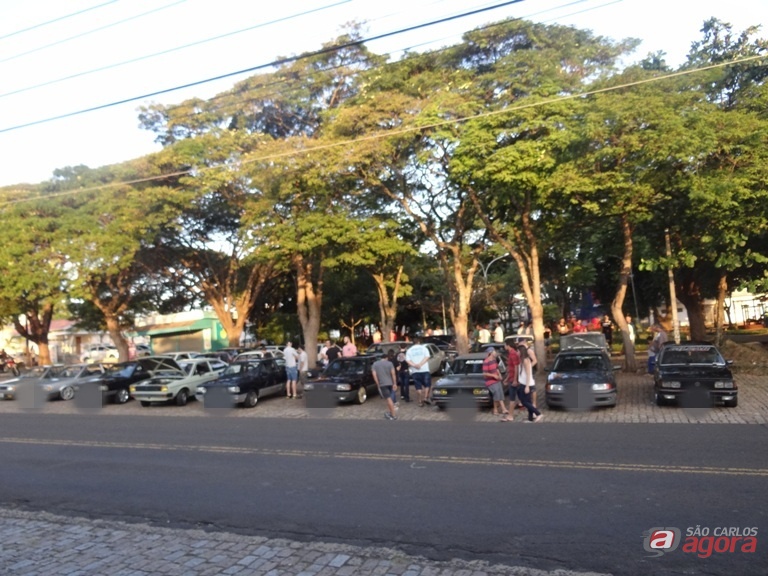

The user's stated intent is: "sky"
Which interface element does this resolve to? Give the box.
[0,0,765,187]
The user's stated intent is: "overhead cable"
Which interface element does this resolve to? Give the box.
[0,0,119,42]
[0,0,527,134]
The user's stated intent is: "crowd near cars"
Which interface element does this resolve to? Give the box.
[0,337,741,413]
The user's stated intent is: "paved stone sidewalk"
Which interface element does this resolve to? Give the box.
[0,507,607,576]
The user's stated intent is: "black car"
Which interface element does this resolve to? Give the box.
[653,342,737,407]
[430,353,497,410]
[195,358,286,408]
[304,355,378,404]
[81,357,183,404]
[545,348,618,410]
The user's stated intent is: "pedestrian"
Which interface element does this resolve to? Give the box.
[601,314,614,349]
[647,323,668,374]
[478,324,491,344]
[386,349,399,409]
[625,315,636,346]
[395,344,411,402]
[556,317,570,336]
[483,347,509,419]
[372,352,398,420]
[493,322,504,343]
[318,339,330,367]
[516,344,543,423]
[283,341,299,399]
[342,336,357,357]
[519,337,538,408]
[503,339,521,416]
[325,340,342,364]
[405,336,432,406]
[296,344,308,399]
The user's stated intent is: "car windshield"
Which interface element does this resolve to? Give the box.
[449,358,485,375]
[224,363,255,375]
[21,366,55,379]
[660,346,724,366]
[325,359,367,376]
[50,365,86,379]
[104,363,137,378]
[553,355,608,371]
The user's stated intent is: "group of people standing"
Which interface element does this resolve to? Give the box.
[483,339,543,423]
[371,337,434,420]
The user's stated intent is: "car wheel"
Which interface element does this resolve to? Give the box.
[356,386,367,404]
[723,397,738,408]
[115,388,130,404]
[60,386,75,401]
[176,389,188,407]
[243,390,258,408]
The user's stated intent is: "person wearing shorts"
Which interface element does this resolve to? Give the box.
[283,341,299,398]
[406,337,432,406]
[483,347,509,419]
[372,354,398,420]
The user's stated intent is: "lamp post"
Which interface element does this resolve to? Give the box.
[481,253,510,323]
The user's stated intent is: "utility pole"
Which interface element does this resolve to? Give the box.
[665,229,680,344]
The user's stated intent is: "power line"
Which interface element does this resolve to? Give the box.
[152,0,617,128]
[0,0,187,65]
[0,0,119,42]
[0,0,527,134]
[0,0,354,100]
[1,54,762,207]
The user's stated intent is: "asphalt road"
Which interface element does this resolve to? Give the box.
[0,413,766,576]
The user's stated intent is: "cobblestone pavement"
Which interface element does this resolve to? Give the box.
[0,507,608,576]
[1,369,765,575]
[0,370,766,424]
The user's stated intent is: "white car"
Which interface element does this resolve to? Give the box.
[130,358,226,406]
[152,351,200,362]
[80,344,119,363]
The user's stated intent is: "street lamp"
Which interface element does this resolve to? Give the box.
[480,253,510,321]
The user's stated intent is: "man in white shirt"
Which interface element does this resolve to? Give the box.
[283,341,299,399]
[405,337,432,406]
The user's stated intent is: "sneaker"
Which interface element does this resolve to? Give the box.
[384,413,397,420]
[533,414,544,423]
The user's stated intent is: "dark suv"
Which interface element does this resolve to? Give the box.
[545,334,617,410]
[653,342,737,407]
[195,358,286,408]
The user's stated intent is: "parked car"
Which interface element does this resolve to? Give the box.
[0,366,57,400]
[81,357,184,404]
[134,344,152,357]
[195,358,286,408]
[304,355,378,404]
[80,343,119,363]
[196,351,233,364]
[545,346,618,410]
[431,353,495,410]
[40,363,107,401]
[364,341,445,375]
[130,358,227,406]
[653,342,737,407]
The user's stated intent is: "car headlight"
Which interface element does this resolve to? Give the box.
[472,388,488,396]
[591,383,613,391]
[714,381,733,389]
[129,385,136,393]
[100,385,108,391]
[336,384,351,391]
[227,386,240,393]
[664,381,681,389]
[548,384,565,392]
[43,385,53,392]
[433,388,448,396]
[159,385,168,392]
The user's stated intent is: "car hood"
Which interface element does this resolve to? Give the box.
[435,374,486,388]
[204,374,250,387]
[657,365,732,379]
[548,370,614,383]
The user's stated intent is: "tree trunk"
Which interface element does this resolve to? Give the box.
[713,273,727,348]
[371,266,402,344]
[611,215,637,372]
[13,302,54,366]
[104,315,129,361]
[677,278,707,342]
[445,246,477,355]
[294,255,322,369]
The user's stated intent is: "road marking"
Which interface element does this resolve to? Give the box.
[1,437,766,477]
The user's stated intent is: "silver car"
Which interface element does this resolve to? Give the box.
[40,364,107,401]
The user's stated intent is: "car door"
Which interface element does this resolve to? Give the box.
[258,360,280,397]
